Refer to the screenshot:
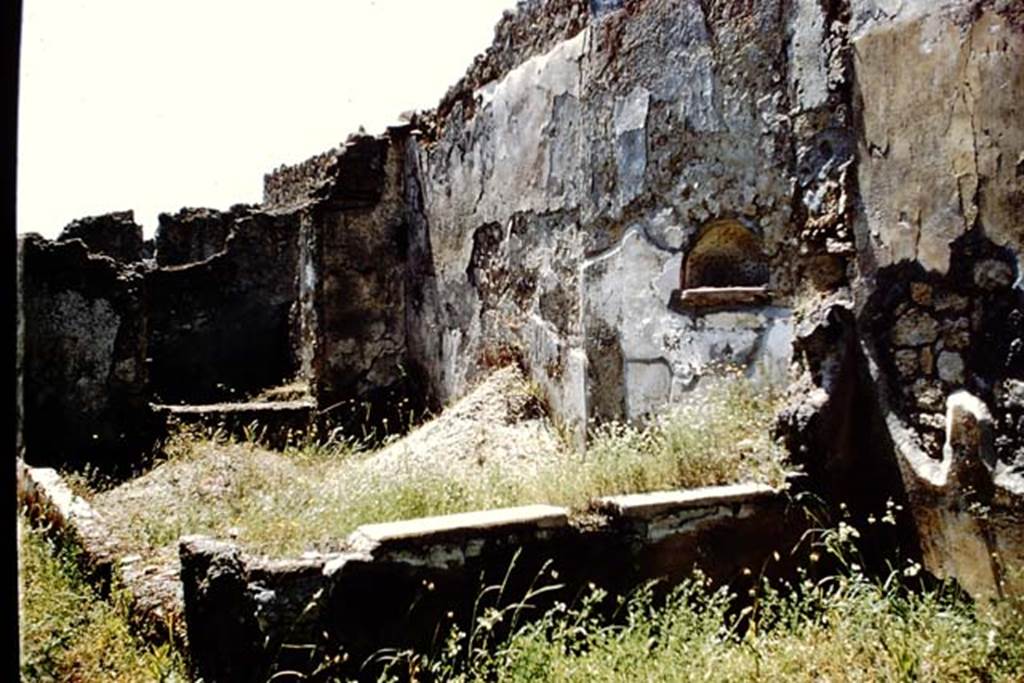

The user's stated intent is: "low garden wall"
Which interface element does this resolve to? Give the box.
[180,483,807,681]
[17,461,807,682]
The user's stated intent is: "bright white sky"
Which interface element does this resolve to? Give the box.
[18,0,519,238]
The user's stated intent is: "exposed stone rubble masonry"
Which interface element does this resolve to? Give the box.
[18,234,154,470]
[778,0,1024,600]
[58,210,145,264]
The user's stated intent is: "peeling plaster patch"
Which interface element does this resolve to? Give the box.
[850,0,968,40]
[625,358,673,420]
[442,328,463,399]
[613,86,650,135]
[751,316,795,387]
[679,50,722,132]
[614,86,650,206]
[458,30,589,223]
[855,9,1023,274]
[656,254,683,299]
[563,349,589,447]
[647,507,720,542]
[789,0,829,110]
[583,228,794,420]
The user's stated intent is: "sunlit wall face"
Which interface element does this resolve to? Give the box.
[17,0,518,238]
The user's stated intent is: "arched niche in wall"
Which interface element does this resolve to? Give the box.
[669,218,772,312]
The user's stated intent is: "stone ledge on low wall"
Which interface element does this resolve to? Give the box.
[348,504,571,568]
[181,482,806,682]
[598,482,777,518]
[600,483,779,543]
[17,461,119,586]
[16,462,186,646]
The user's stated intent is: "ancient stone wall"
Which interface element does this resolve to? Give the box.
[57,210,145,263]
[146,211,301,404]
[179,484,805,682]
[850,2,1024,597]
[296,134,420,429]
[18,235,154,469]
[780,0,1024,597]
[404,0,1024,596]
[18,0,1023,603]
[263,147,342,211]
[155,205,253,266]
[406,0,818,437]
[422,0,590,139]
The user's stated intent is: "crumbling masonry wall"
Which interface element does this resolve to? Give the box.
[18,235,153,468]
[403,0,838,435]
[779,0,1024,598]
[264,133,418,430]
[154,205,254,267]
[147,210,302,404]
[16,0,1024,605]
[58,210,145,263]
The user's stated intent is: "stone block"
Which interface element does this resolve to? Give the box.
[937,350,965,384]
[598,483,778,521]
[892,309,939,347]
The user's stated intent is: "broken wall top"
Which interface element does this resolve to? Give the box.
[58,210,145,264]
[262,135,389,212]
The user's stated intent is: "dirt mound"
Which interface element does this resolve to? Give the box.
[364,364,564,477]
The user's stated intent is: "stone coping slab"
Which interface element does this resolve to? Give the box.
[352,504,570,548]
[17,461,186,645]
[599,483,779,521]
[17,461,119,582]
[152,399,316,414]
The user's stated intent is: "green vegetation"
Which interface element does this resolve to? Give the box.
[18,515,186,682]
[556,372,787,502]
[380,524,1024,683]
[88,369,787,559]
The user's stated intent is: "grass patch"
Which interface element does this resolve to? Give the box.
[542,371,786,507]
[380,528,1024,682]
[18,515,186,682]
[393,573,1024,682]
[86,367,788,559]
